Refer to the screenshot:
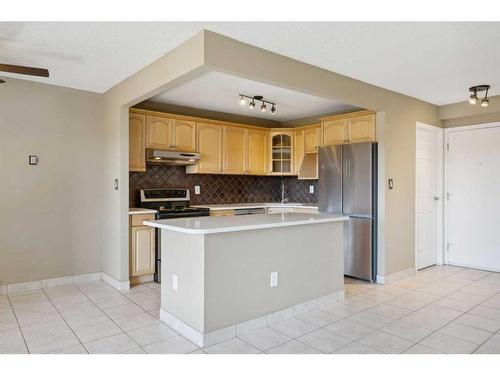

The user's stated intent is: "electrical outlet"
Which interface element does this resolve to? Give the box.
[309,185,314,194]
[195,185,201,195]
[270,272,279,287]
[172,275,178,291]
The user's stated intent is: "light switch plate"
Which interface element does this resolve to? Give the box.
[172,275,178,291]
[388,179,394,190]
[195,185,201,195]
[270,272,279,287]
[309,185,314,194]
[29,155,38,165]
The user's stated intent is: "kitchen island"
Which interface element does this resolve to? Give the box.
[144,212,348,347]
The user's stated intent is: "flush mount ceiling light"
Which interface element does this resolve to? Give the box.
[239,94,277,115]
[469,85,490,107]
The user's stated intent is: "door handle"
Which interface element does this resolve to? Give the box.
[434,196,440,201]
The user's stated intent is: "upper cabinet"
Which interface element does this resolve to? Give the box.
[323,118,348,146]
[146,115,196,152]
[348,114,376,143]
[146,116,172,149]
[293,129,304,175]
[223,126,247,174]
[269,131,294,175]
[322,111,375,146]
[247,128,268,175]
[129,113,146,172]
[304,125,321,152]
[172,119,196,152]
[186,122,222,174]
[129,108,375,177]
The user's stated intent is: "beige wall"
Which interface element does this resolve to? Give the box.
[0,78,104,285]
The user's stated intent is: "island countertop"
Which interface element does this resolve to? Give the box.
[191,202,318,211]
[144,212,348,234]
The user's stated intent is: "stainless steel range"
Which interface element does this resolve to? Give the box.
[139,188,210,282]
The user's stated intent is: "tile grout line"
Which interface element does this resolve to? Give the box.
[73,282,144,352]
[6,294,30,354]
[41,287,89,354]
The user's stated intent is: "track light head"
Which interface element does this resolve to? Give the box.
[261,103,267,112]
[249,99,255,109]
[239,95,246,106]
[481,98,489,107]
[271,105,276,114]
[469,93,478,104]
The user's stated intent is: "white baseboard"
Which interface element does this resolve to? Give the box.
[160,290,343,347]
[1,272,102,295]
[101,272,130,292]
[376,267,416,284]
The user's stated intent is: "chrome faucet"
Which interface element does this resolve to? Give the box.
[281,180,289,204]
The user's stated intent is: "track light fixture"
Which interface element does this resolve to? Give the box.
[468,85,490,107]
[238,94,277,115]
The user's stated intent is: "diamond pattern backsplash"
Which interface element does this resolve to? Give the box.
[129,165,318,207]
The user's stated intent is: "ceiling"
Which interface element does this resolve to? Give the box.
[150,71,356,121]
[1,22,499,105]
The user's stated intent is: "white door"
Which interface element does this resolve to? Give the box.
[446,125,500,271]
[416,125,442,270]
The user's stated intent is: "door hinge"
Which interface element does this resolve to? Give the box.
[446,142,450,152]
[446,192,451,201]
[446,242,452,252]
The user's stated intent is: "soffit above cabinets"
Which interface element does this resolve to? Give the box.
[149,71,356,122]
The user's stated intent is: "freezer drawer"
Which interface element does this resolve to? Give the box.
[344,217,373,280]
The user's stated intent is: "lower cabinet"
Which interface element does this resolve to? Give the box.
[129,215,155,278]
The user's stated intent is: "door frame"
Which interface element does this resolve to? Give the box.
[415,122,444,269]
[444,122,500,266]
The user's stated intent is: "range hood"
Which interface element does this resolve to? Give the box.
[298,152,318,180]
[146,149,201,165]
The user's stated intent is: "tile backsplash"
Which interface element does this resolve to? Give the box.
[129,164,318,207]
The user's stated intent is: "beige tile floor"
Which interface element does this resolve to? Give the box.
[1,265,500,354]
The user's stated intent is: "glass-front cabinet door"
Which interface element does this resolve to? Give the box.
[270,131,293,174]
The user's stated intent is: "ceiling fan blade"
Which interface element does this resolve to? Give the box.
[0,63,49,77]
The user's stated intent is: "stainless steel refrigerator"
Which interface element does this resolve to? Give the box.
[318,142,377,281]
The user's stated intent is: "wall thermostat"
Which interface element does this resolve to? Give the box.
[29,155,38,165]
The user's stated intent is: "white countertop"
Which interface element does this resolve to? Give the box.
[129,208,157,215]
[144,212,348,234]
[191,202,318,211]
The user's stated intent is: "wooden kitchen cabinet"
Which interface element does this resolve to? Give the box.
[223,126,247,174]
[129,113,146,172]
[269,131,294,175]
[348,114,376,143]
[172,119,196,152]
[323,118,348,146]
[322,111,376,146]
[129,214,156,279]
[146,115,196,152]
[294,129,304,175]
[304,126,321,152]
[247,128,268,175]
[187,122,222,174]
[146,115,172,150]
